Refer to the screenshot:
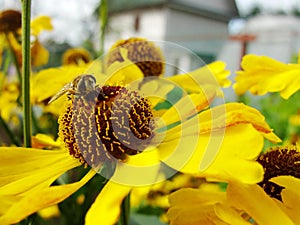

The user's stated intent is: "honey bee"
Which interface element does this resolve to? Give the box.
[48,74,98,104]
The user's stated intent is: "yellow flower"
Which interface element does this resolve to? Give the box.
[168,145,300,225]
[234,54,300,99]
[3,13,53,68]
[0,80,21,124]
[62,48,91,66]
[289,111,300,126]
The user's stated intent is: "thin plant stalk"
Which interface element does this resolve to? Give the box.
[99,0,107,56]
[21,0,32,147]
[4,33,22,84]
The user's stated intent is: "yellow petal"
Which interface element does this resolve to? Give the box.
[0,170,95,225]
[0,147,80,195]
[138,79,175,107]
[31,133,61,149]
[31,40,49,67]
[234,54,300,99]
[31,65,88,103]
[110,148,164,186]
[85,179,131,225]
[270,176,300,223]
[160,124,265,183]
[159,91,215,128]
[104,48,144,85]
[168,61,230,95]
[167,188,226,225]
[227,182,294,225]
[270,175,300,193]
[38,205,60,219]
[280,74,300,99]
[215,203,251,225]
[198,102,276,136]
[30,15,53,36]
[161,102,280,144]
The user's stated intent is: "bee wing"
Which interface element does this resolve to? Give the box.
[48,82,73,104]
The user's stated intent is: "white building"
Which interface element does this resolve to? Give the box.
[220,14,300,71]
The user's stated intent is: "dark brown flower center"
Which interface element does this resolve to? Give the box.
[257,145,300,200]
[0,10,21,33]
[105,37,165,77]
[59,85,155,168]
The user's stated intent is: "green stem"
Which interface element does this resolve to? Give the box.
[5,33,22,84]
[99,0,107,56]
[119,193,130,225]
[21,0,32,148]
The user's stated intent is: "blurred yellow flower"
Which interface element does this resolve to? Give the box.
[1,12,53,68]
[234,54,300,99]
[0,10,21,34]
[62,48,91,66]
[289,111,300,126]
[38,205,60,220]
[0,80,21,123]
[30,15,53,36]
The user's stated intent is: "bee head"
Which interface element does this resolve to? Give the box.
[76,74,97,95]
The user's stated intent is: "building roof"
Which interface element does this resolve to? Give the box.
[108,0,240,22]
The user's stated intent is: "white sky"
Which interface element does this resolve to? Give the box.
[1,0,300,45]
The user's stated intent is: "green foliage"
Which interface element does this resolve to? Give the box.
[259,92,300,141]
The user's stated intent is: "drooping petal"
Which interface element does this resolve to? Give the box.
[0,170,96,225]
[85,179,131,225]
[197,102,279,139]
[0,147,80,194]
[227,182,294,225]
[110,148,163,186]
[158,124,264,184]
[31,40,49,67]
[168,61,231,95]
[161,102,280,144]
[159,90,215,128]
